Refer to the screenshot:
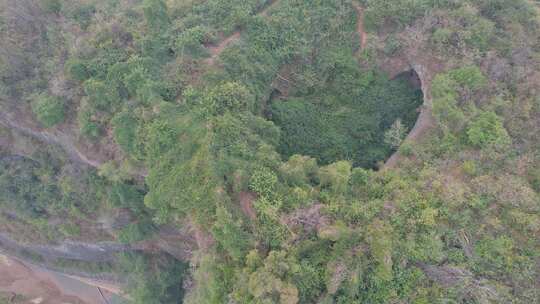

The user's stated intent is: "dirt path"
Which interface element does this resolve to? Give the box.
[204,32,242,65]
[353,3,368,50]
[0,110,102,168]
[239,192,257,220]
[0,253,123,304]
[203,0,280,66]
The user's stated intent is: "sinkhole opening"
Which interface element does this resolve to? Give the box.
[268,69,423,169]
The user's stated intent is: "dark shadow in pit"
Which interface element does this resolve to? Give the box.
[266,68,424,169]
[392,69,422,90]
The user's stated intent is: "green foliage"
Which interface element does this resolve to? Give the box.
[119,253,188,304]
[41,0,62,14]
[83,79,120,110]
[145,144,218,224]
[364,0,434,30]
[432,65,487,135]
[448,65,487,91]
[65,58,91,82]
[141,120,177,159]
[31,93,66,128]
[205,82,255,115]
[249,167,278,199]
[280,155,318,187]
[474,236,515,273]
[212,205,252,261]
[185,254,231,304]
[383,35,402,55]
[467,111,510,148]
[68,3,96,30]
[271,70,422,167]
[2,1,539,303]
[175,26,211,58]
[319,161,351,195]
[77,108,101,139]
[142,0,169,32]
[111,111,139,156]
[367,220,393,282]
[233,250,300,304]
[384,119,407,149]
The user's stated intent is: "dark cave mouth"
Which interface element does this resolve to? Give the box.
[269,69,423,169]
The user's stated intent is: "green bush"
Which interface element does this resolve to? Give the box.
[249,167,278,199]
[205,82,255,115]
[77,109,101,139]
[65,58,91,82]
[41,0,62,14]
[449,65,487,91]
[112,111,139,156]
[467,111,510,148]
[69,3,96,30]
[83,79,120,110]
[175,26,210,58]
[32,94,66,128]
[142,0,169,32]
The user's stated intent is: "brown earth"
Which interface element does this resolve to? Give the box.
[204,32,242,66]
[353,3,368,50]
[239,191,257,220]
[203,0,280,66]
[0,254,88,304]
[0,253,125,304]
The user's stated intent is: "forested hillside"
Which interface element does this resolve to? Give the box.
[0,0,539,303]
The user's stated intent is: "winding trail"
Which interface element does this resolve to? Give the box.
[353,3,368,50]
[203,0,280,66]
[0,110,103,168]
[204,32,242,65]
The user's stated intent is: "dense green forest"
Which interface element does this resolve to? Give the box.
[0,0,539,303]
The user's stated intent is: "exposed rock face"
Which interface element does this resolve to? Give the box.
[0,233,128,263]
[379,22,447,169]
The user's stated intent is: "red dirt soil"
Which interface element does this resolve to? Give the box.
[239,192,257,220]
[0,254,123,304]
[0,254,86,304]
[203,0,280,66]
[353,3,368,50]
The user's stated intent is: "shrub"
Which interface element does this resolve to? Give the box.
[142,0,169,32]
[83,79,120,110]
[528,167,540,193]
[467,111,510,148]
[384,119,406,149]
[112,111,139,156]
[449,65,487,91]
[383,35,401,55]
[206,82,255,114]
[431,28,452,47]
[65,58,90,82]
[462,160,477,176]
[318,161,352,195]
[77,108,101,139]
[175,26,210,58]
[70,3,96,30]
[249,167,278,199]
[41,0,62,14]
[32,94,66,128]
[279,155,318,187]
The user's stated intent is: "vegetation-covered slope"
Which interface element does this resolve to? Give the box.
[0,0,539,303]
